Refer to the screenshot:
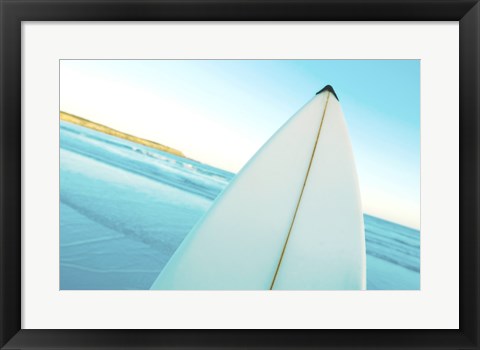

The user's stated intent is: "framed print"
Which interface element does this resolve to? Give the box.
[1,0,479,349]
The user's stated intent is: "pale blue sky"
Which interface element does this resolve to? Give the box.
[60,60,420,229]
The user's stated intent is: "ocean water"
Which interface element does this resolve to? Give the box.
[60,121,420,290]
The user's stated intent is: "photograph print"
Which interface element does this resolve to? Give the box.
[60,60,420,290]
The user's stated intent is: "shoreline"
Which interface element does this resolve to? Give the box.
[60,111,185,158]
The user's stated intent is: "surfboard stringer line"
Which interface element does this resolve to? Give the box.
[269,91,332,290]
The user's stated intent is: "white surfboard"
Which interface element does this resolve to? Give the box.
[151,86,366,290]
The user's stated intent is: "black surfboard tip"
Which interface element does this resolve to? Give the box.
[316,85,339,101]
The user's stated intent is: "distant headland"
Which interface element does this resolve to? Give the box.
[60,111,185,158]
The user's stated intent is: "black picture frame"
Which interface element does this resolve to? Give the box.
[1,0,479,349]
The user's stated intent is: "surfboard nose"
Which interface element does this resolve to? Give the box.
[316,85,339,101]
